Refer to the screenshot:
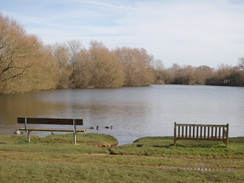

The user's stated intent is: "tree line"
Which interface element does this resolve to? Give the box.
[0,14,243,94]
[154,61,244,86]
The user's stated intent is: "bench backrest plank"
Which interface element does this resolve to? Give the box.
[18,117,83,125]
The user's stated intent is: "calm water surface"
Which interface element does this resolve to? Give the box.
[0,85,243,145]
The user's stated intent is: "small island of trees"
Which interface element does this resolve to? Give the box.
[0,13,243,94]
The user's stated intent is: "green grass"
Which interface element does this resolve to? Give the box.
[110,137,244,159]
[1,159,243,183]
[0,133,118,154]
[0,134,243,183]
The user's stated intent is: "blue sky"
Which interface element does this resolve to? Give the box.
[1,0,244,68]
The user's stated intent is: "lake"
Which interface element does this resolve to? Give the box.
[0,85,243,145]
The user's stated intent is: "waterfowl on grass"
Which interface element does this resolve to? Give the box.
[14,130,23,135]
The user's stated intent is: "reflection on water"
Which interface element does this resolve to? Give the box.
[0,93,64,124]
[0,85,243,145]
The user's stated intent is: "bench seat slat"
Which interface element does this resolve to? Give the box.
[19,128,86,132]
[176,136,227,140]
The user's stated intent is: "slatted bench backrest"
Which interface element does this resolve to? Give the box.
[174,122,229,146]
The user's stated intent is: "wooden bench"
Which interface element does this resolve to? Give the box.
[18,117,87,144]
[174,122,229,146]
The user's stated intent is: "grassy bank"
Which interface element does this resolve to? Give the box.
[0,134,243,183]
[110,137,244,159]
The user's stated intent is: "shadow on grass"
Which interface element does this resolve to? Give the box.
[135,144,172,148]
[133,137,227,149]
[174,144,227,148]
[152,144,174,148]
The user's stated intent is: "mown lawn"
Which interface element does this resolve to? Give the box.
[0,134,243,183]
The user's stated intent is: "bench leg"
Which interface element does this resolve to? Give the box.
[73,133,76,145]
[224,139,228,147]
[27,131,31,143]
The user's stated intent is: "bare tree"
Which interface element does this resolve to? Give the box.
[238,58,244,71]
[115,47,154,86]
[51,43,72,88]
[89,41,124,88]
[71,48,93,88]
[0,14,36,84]
[0,14,58,93]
